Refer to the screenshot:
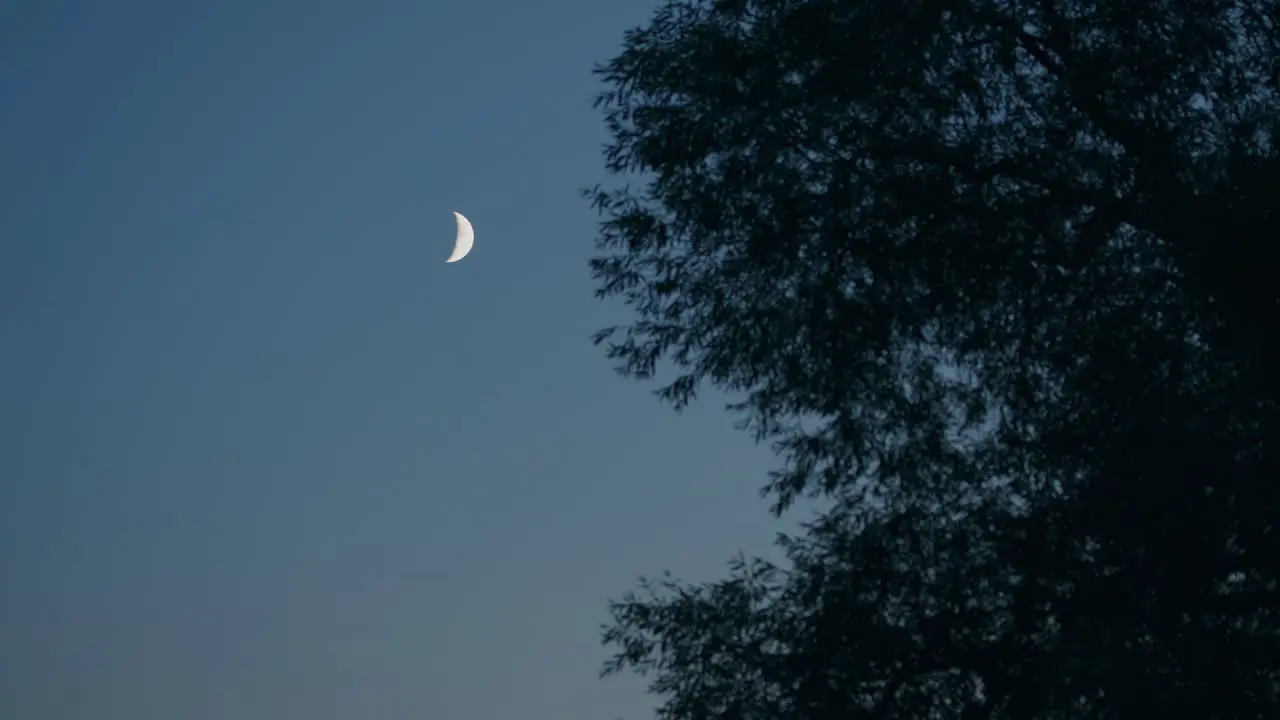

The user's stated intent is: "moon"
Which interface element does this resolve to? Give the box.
[446,212,474,263]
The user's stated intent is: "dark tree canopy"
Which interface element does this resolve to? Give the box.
[586,0,1280,717]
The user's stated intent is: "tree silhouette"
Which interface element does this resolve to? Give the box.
[585,0,1280,717]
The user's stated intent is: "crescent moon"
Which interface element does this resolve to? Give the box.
[446,212,474,263]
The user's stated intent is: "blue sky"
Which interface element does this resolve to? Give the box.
[0,1,789,718]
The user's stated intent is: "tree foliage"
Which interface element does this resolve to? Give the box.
[586,0,1280,716]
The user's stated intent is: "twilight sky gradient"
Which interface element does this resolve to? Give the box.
[0,1,787,718]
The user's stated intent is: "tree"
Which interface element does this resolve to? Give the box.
[585,0,1280,717]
